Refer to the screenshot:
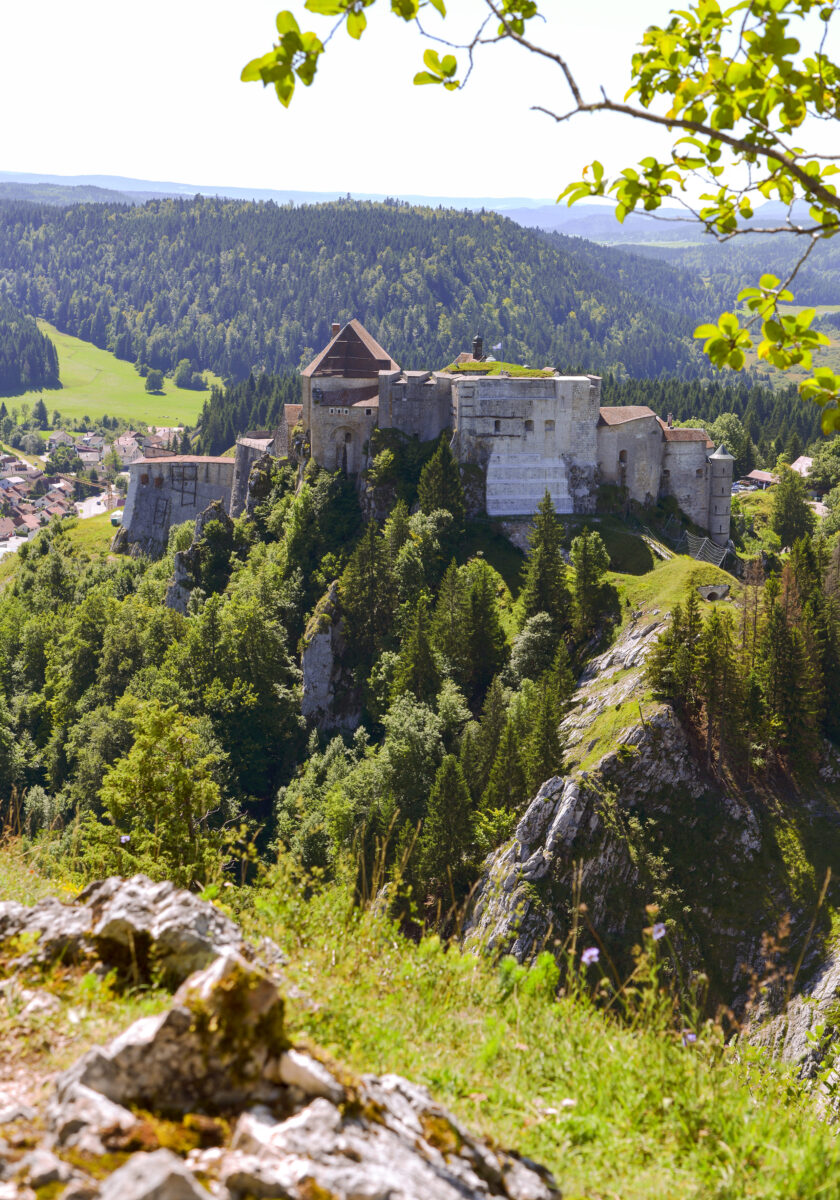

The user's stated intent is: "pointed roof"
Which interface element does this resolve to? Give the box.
[710,443,735,460]
[301,319,400,379]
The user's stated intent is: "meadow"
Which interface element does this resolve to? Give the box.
[14,323,214,428]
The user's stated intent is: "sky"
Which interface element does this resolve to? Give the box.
[0,0,685,200]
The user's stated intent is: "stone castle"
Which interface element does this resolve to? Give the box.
[117,319,733,554]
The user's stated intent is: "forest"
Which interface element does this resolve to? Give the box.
[0,196,725,383]
[0,293,59,395]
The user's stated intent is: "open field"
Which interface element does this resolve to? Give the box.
[12,323,214,427]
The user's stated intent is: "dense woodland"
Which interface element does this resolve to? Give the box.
[0,293,58,395]
[0,197,726,383]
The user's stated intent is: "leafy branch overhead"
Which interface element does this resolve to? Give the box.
[244,0,840,428]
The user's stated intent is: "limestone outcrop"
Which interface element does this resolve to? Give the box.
[0,874,246,985]
[1,894,560,1200]
[301,582,360,731]
[462,606,788,1005]
[165,500,236,614]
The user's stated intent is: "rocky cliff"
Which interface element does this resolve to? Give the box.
[465,601,840,1013]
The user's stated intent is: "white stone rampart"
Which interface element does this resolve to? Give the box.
[453,375,600,517]
[120,457,235,555]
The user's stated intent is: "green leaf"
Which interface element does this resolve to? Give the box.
[693,323,720,339]
[276,11,301,34]
[413,70,442,85]
[347,9,367,37]
[304,0,345,12]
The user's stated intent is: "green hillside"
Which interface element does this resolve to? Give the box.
[16,322,210,426]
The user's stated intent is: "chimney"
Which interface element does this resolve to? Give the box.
[472,334,483,361]
[667,412,674,429]
[331,321,341,338]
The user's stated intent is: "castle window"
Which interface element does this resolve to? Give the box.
[140,473,149,486]
[545,420,555,433]
[525,419,534,432]
[154,476,164,488]
[365,409,372,416]
[329,407,335,415]
[696,467,704,477]
[494,419,501,433]
[619,450,628,464]
[345,432,352,444]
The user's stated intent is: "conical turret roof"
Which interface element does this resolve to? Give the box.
[710,443,734,460]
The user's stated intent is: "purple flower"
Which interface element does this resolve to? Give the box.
[652,922,667,941]
[119,835,131,845]
[681,1030,697,1046]
[581,946,600,966]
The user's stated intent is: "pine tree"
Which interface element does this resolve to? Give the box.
[524,682,564,793]
[339,521,395,664]
[384,499,411,559]
[698,608,743,772]
[464,559,508,703]
[391,596,441,705]
[418,755,474,889]
[521,491,570,631]
[431,561,470,686]
[481,720,527,815]
[467,676,508,800]
[418,440,465,527]
[570,526,611,637]
[759,573,823,766]
[771,466,815,547]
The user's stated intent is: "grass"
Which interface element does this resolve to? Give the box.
[460,521,526,596]
[0,515,116,592]
[4,840,840,1199]
[13,322,216,428]
[611,553,738,615]
[441,360,555,377]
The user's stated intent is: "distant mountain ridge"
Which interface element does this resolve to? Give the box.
[0,170,554,211]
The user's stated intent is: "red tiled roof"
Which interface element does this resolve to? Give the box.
[747,469,779,484]
[302,319,399,379]
[657,418,713,447]
[598,405,657,426]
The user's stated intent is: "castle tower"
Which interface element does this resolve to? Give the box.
[708,444,734,547]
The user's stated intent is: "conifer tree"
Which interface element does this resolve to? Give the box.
[418,755,474,889]
[464,676,508,801]
[544,640,576,714]
[464,559,508,703]
[458,720,483,803]
[524,681,564,794]
[431,560,470,687]
[391,595,441,706]
[698,608,743,772]
[418,440,465,528]
[339,521,394,664]
[521,491,570,631]
[771,466,815,547]
[384,499,411,559]
[759,573,823,766]
[570,526,611,637]
[481,720,527,815]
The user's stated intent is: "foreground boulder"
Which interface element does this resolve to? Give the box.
[0,874,245,985]
[34,953,559,1200]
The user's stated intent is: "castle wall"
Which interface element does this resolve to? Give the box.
[453,375,600,517]
[120,457,235,556]
[306,377,379,474]
[379,371,452,443]
[230,436,275,518]
[661,441,711,527]
[596,415,663,505]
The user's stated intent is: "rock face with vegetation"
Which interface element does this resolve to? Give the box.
[1,877,559,1200]
[465,602,839,1015]
[300,582,360,731]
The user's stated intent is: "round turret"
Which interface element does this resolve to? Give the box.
[708,444,734,547]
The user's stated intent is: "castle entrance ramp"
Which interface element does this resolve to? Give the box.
[485,452,572,517]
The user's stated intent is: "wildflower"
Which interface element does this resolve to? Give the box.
[681,1030,697,1046]
[581,946,600,966]
[119,834,131,845]
[652,922,666,941]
